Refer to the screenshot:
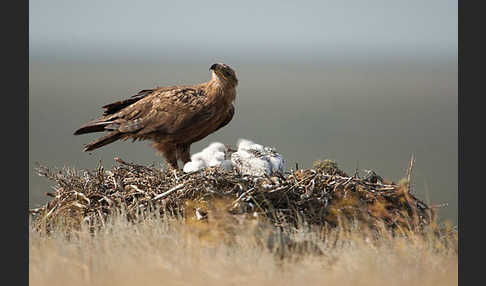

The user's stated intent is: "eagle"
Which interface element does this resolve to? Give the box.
[74,63,238,170]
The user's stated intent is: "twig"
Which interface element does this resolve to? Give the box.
[152,184,185,201]
[232,187,255,205]
[406,154,415,194]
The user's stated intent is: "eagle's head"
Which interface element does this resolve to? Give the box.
[210,63,238,88]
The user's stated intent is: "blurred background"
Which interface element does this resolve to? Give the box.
[29,0,457,223]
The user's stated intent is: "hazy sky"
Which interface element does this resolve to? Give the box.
[30,0,457,62]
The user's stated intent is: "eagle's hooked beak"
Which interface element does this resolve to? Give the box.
[209,63,219,71]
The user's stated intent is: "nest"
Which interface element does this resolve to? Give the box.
[30,157,436,234]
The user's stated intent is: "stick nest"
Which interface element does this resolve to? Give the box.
[30,158,436,234]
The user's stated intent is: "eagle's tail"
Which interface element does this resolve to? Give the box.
[83,131,123,152]
[74,120,116,135]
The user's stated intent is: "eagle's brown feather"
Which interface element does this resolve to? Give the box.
[74,63,238,170]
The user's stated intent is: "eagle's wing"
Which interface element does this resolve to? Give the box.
[74,88,156,134]
[101,86,185,116]
[101,89,154,116]
[76,86,215,137]
[119,87,217,135]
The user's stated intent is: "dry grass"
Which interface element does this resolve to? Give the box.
[29,159,457,286]
[30,207,457,286]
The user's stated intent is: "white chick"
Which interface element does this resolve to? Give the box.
[264,147,285,174]
[183,142,232,173]
[236,139,255,150]
[231,138,286,176]
[204,142,226,154]
[208,151,226,167]
[183,159,205,173]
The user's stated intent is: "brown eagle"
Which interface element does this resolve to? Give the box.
[74,63,238,170]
